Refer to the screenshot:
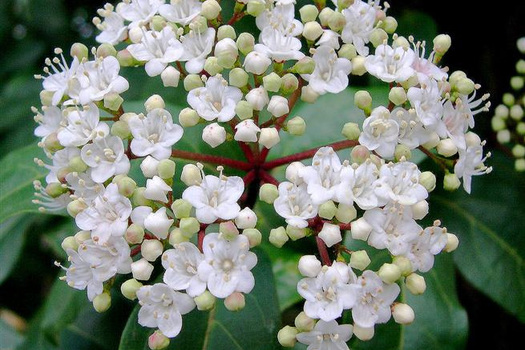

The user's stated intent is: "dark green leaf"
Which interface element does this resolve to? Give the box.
[0,318,25,350]
[0,214,33,284]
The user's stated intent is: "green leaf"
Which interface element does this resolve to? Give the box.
[118,247,281,350]
[427,150,525,322]
[0,318,25,350]
[0,214,33,284]
[0,143,48,223]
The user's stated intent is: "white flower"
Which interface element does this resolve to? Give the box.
[336,160,380,210]
[131,205,153,227]
[63,236,131,301]
[410,40,448,82]
[81,135,130,183]
[341,0,377,56]
[187,75,243,122]
[57,104,109,147]
[297,262,356,322]
[95,10,127,45]
[403,223,448,272]
[117,0,164,28]
[144,207,174,239]
[407,79,446,135]
[179,28,216,74]
[274,182,318,228]
[34,105,63,139]
[144,175,172,203]
[182,168,244,224]
[75,183,132,244]
[243,51,272,75]
[127,26,184,77]
[364,203,422,256]
[391,107,432,149]
[296,320,353,350]
[358,106,399,159]
[65,171,105,205]
[298,147,343,205]
[441,99,473,150]
[198,233,258,298]
[41,52,81,106]
[136,283,196,338]
[302,45,352,95]
[162,242,206,297]
[349,270,400,328]
[255,2,303,36]
[365,44,416,83]
[254,27,305,62]
[374,161,428,206]
[44,147,81,184]
[234,119,261,143]
[129,108,184,160]
[454,139,491,194]
[316,29,341,49]
[158,0,202,26]
[77,56,129,105]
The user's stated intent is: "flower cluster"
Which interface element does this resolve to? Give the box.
[491,36,525,172]
[30,0,492,349]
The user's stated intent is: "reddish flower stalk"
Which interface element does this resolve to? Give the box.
[171,149,252,171]
[316,236,332,266]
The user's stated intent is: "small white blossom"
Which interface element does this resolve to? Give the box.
[245,86,269,111]
[144,207,174,239]
[407,79,446,135]
[337,160,380,210]
[454,139,491,194]
[57,104,109,147]
[162,242,206,297]
[198,233,258,298]
[75,183,132,244]
[202,122,227,148]
[365,44,416,83]
[179,28,216,74]
[34,105,63,140]
[341,0,377,56]
[41,52,81,106]
[403,223,448,272]
[391,107,433,149]
[81,135,130,183]
[117,0,164,28]
[302,45,352,95]
[182,168,244,224]
[410,39,448,82]
[359,106,399,159]
[296,320,353,350]
[349,270,400,328]
[129,108,184,160]
[187,75,243,122]
[144,175,172,203]
[136,283,196,338]
[234,119,261,143]
[254,27,305,62]
[274,182,318,228]
[374,161,428,206]
[43,146,81,184]
[95,10,127,45]
[158,0,202,26]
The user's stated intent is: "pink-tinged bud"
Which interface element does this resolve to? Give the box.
[224,292,245,311]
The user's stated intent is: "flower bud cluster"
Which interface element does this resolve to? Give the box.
[30,1,491,349]
[491,36,525,171]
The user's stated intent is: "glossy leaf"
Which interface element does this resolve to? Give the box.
[0,214,33,284]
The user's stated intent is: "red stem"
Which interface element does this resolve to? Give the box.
[262,139,359,170]
[171,149,252,171]
[316,236,332,266]
[258,170,279,186]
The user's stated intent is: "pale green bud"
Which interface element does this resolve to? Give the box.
[353,324,374,341]
[380,16,398,34]
[189,16,208,34]
[394,144,412,161]
[61,236,79,252]
[349,250,371,271]
[292,57,316,75]
[68,156,88,173]
[178,108,200,128]
[236,32,255,55]
[511,76,524,90]
[161,65,181,87]
[286,116,306,136]
[224,292,245,311]
[512,144,525,158]
[115,176,137,197]
[351,145,371,164]
[121,278,143,300]
[455,77,476,95]
[235,100,253,120]
[43,132,63,152]
[515,158,525,172]
[171,199,192,219]
[259,127,280,149]
[217,25,236,40]
[96,43,116,58]
[40,90,55,106]
[157,159,176,180]
[436,138,458,157]
[203,57,222,76]
[443,172,461,191]
[229,67,249,87]
[392,256,413,276]
[169,227,189,245]
[351,217,372,241]
[449,70,467,87]
[280,73,299,95]
[141,239,164,262]
[354,90,373,112]
[132,187,154,207]
[299,5,318,23]
[338,43,357,60]
[491,116,506,131]
[216,40,238,69]
[433,34,452,56]
[247,1,265,16]
[180,164,202,186]
[389,86,407,105]
[392,303,415,325]
[510,104,524,120]
[70,42,89,61]
[301,85,320,103]
[303,21,324,41]
[263,72,283,92]
[242,228,262,247]
[341,122,361,140]
[351,56,367,76]
[369,28,388,48]
[286,225,307,241]
[148,330,170,350]
[496,129,511,143]
[201,0,221,19]
[144,94,165,112]
[335,203,357,224]
[111,120,131,139]
[294,311,315,332]
[517,122,525,135]
[117,48,135,67]
[219,220,239,240]
[259,183,279,204]
[125,224,145,245]
[318,200,337,220]
[179,217,200,237]
[318,7,335,27]
[494,104,509,118]
[93,292,111,313]
[421,132,440,149]
[378,263,402,284]
[405,273,426,295]
[151,15,167,31]
[67,199,87,218]
[277,326,298,348]
[74,230,91,244]
[194,291,216,311]
[269,226,289,248]
[184,74,204,91]
[516,59,525,74]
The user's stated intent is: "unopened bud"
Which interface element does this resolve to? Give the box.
[168,227,189,245]
[443,172,461,191]
[444,232,459,252]
[319,7,334,26]
[121,278,143,300]
[318,223,342,247]
[269,226,289,248]
[392,256,413,276]
[436,138,458,157]
[194,290,216,311]
[141,239,164,262]
[381,16,398,34]
[277,326,298,348]
[318,200,337,220]
[67,199,87,217]
[201,0,221,19]
[184,74,204,91]
[246,1,265,16]
[291,57,315,75]
[280,73,299,95]
[219,220,239,240]
[294,311,315,332]
[235,207,257,229]
[286,225,307,241]
[96,43,117,58]
[245,86,269,110]
[259,127,280,149]
[131,258,154,281]
[369,28,388,48]
[242,228,262,247]
[263,72,282,92]
[111,120,131,139]
[303,21,324,42]
[224,292,245,311]
[93,292,111,313]
[244,51,271,75]
[351,145,370,164]
[419,171,436,192]
[349,250,371,271]
[433,34,452,56]
[217,25,236,41]
[104,92,123,111]
[179,217,200,237]
[181,164,202,186]
[215,38,238,69]
[392,303,415,325]
[299,5,319,23]
[148,330,170,350]
[301,85,319,103]
[338,43,357,60]
[202,122,226,148]
[161,65,180,87]
[229,67,249,87]
[70,42,89,61]
[61,236,79,252]
[117,48,135,67]
[336,203,357,224]
[341,122,361,140]
[236,32,255,55]
[268,95,290,118]
[259,183,279,204]
[405,273,426,295]
[354,90,372,112]
[389,87,407,105]
[171,199,192,219]
[351,56,367,76]
[116,176,137,197]
[353,324,374,341]
[394,144,412,161]
[351,217,372,241]
[378,263,402,284]
[125,224,145,245]
[144,94,165,112]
